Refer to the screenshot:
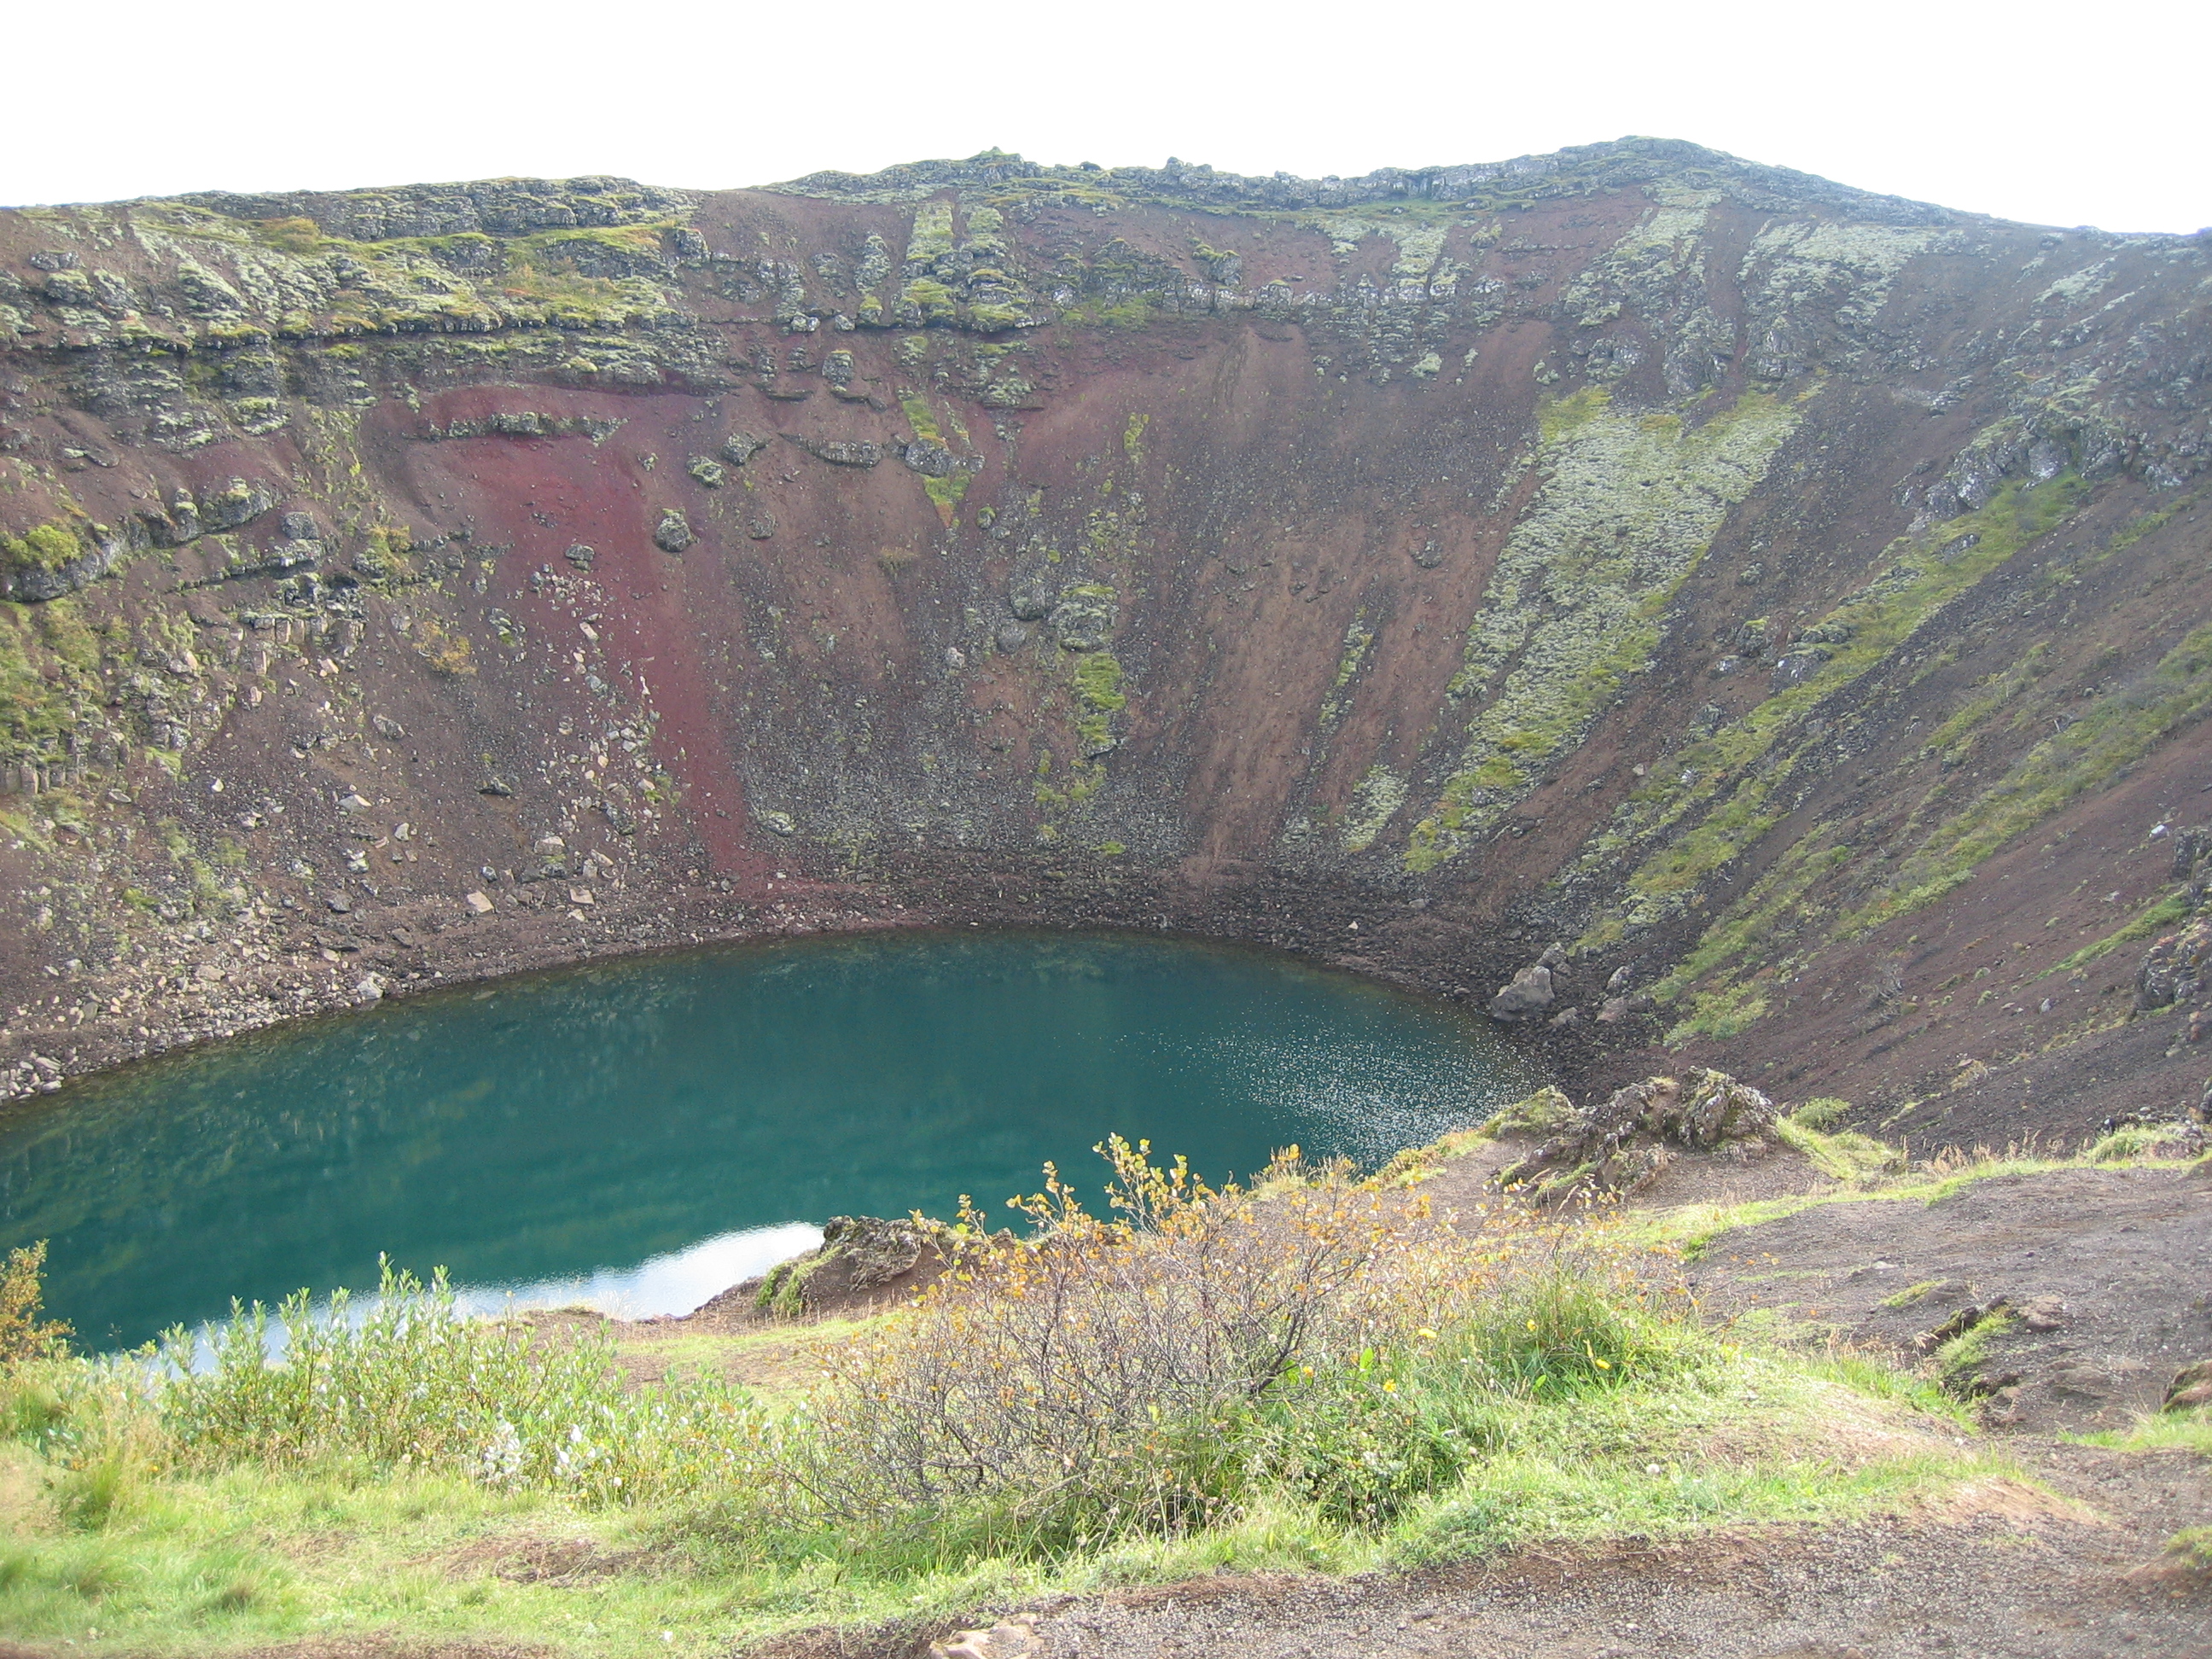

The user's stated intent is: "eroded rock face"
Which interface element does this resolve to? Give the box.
[2,140,2210,1123]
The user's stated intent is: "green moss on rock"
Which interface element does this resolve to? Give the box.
[1405,390,1799,870]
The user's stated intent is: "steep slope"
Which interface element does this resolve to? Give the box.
[2,138,2208,1141]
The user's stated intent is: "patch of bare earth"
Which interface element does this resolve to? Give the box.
[902,1504,2207,1658]
[1686,1166,2212,1433]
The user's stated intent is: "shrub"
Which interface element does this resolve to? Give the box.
[160,1260,779,1505]
[793,1141,1412,1535]
[0,1243,72,1365]
[788,1139,1697,1552]
[1789,1097,1851,1131]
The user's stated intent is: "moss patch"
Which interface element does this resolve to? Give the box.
[1406,390,1799,870]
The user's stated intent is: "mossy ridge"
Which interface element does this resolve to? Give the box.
[1570,472,2092,1006]
[1405,389,1799,871]
[2094,486,2203,563]
[1340,765,1410,853]
[1920,643,2052,767]
[116,204,686,349]
[892,198,1039,334]
[1740,221,1932,325]
[1318,609,1376,729]
[0,521,86,576]
[1069,651,1128,760]
[1559,196,1714,329]
[2046,891,2192,976]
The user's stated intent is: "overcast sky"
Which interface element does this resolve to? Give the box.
[8,0,2204,233]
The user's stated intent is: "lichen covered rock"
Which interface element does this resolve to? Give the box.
[1497,1068,1779,1203]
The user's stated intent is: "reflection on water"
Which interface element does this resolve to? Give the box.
[450,1221,826,1321]
[0,930,1540,1348]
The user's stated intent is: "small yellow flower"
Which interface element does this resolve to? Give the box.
[1382,1380,1398,1392]
[1417,1328,1438,1341]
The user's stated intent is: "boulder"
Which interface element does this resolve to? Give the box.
[1487,963,1553,1021]
[653,509,696,553]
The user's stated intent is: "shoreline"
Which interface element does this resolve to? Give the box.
[3,853,1641,1109]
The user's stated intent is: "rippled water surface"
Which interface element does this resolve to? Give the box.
[0,931,1540,1347]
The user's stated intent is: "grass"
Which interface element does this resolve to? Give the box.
[2161,1526,2212,1569]
[2049,890,2193,975]
[0,1341,1992,1657]
[1629,1133,2202,1260]
[2072,1407,2212,1458]
[2086,1121,2205,1161]
[1880,1280,1948,1310]
[1930,1309,2017,1390]
[0,1147,2032,1656]
[1771,1116,1903,1182]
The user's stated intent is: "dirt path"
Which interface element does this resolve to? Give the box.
[953,1474,2205,1656]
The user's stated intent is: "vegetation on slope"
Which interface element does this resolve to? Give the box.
[0,1136,2019,1656]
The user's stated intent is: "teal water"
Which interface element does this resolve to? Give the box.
[0,931,1539,1349]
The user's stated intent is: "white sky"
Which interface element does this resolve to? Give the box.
[7,0,2205,233]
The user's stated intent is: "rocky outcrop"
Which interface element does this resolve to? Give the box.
[2136,919,2212,1010]
[744,1215,941,1318]
[1497,1069,1780,1202]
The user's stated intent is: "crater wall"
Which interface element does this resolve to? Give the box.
[3,139,2209,1143]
